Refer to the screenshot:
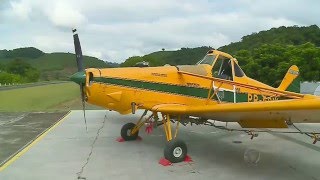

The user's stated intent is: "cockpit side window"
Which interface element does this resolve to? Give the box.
[212,56,233,80]
[212,58,223,77]
[234,63,245,77]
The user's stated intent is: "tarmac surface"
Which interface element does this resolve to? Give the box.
[0,110,320,180]
[0,112,68,165]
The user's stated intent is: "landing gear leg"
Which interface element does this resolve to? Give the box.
[162,114,187,163]
[120,110,153,141]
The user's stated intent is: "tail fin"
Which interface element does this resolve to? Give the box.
[277,65,299,91]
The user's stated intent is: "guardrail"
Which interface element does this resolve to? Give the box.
[0,83,21,86]
[0,81,70,91]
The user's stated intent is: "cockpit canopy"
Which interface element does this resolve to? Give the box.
[197,50,245,80]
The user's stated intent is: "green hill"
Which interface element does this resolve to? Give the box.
[219,25,320,86]
[0,48,109,81]
[0,47,44,59]
[29,53,108,80]
[219,25,320,54]
[121,25,320,87]
[121,47,212,67]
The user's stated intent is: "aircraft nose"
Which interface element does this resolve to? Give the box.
[70,71,86,85]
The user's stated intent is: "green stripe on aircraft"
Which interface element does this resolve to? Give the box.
[94,77,288,103]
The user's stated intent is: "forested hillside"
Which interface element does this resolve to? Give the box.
[221,25,320,86]
[219,25,320,54]
[121,47,211,67]
[122,25,320,86]
[0,47,109,83]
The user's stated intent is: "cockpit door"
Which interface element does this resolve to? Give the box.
[211,55,236,103]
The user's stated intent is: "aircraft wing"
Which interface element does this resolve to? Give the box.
[145,96,320,128]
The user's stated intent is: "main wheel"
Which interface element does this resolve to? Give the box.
[164,139,187,163]
[121,122,139,141]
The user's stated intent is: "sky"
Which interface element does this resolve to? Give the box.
[0,0,319,63]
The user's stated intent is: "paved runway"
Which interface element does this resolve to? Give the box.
[0,112,68,165]
[0,110,320,180]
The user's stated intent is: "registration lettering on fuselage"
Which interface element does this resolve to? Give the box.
[151,73,167,77]
[186,83,200,88]
[248,93,278,102]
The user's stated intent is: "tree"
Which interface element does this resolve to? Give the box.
[25,69,40,82]
[6,59,40,82]
[0,72,22,84]
[236,43,320,85]
[6,59,32,75]
[0,63,5,72]
[120,56,144,67]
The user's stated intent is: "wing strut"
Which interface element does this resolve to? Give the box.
[178,71,304,99]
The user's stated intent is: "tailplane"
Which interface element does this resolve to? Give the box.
[277,65,299,91]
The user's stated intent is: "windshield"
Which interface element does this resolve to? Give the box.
[196,55,216,65]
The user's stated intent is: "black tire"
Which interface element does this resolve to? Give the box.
[164,139,187,163]
[121,122,139,141]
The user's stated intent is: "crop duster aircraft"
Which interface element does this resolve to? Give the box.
[70,29,320,163]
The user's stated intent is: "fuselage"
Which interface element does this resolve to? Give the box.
[71,50,314,117]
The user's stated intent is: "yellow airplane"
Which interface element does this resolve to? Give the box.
[70,29,320,163]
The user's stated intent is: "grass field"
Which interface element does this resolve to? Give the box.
[0,82,99,112]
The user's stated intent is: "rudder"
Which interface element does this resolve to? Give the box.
[277,65,299,91]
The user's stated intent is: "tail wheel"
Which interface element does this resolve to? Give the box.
[164,139,187,163]
[121,123,139,141]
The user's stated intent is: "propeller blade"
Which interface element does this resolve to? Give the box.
[80,84,88,132]
[72,28,84,72]
[72,28,88,132]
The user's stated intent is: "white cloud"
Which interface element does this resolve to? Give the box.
[0,0,319,63]
[47,1,87,28]
[33,35,73,52]
[86,50,103,59]
[9,0,31,21]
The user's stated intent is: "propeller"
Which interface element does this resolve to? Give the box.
[72,28,88,132]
